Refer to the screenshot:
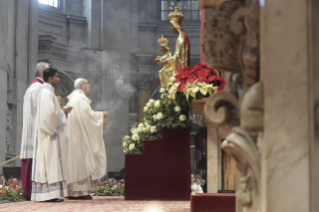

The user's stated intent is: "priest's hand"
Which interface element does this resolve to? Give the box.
[103,111,108,118]
[57,96,62,104]
[62,106,73,115]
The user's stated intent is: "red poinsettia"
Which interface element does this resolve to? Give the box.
[174,62,225,91]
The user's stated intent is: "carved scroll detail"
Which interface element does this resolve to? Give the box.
[204,91,239,127]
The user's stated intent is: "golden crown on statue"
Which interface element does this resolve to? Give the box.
[168,7,184,21]
[157,35,169,46]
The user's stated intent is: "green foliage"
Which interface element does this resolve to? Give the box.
[0,193,26,204]
[92,186,124,196]
[0,179,26,204]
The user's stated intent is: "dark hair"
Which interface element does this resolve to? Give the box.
[43,68,58,82]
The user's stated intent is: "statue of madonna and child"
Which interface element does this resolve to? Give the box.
[153,7,190,89]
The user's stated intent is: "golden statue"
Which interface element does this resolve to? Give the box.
[154,7,190,88]
[163,7,190,69]
[153,35,176,88]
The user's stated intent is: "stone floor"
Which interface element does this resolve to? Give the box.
[0,196,191,212]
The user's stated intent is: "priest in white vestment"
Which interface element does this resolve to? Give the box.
[66,78,108,200]
[31,68,72,202]
[191,177,204,193]
[20,62,49,200]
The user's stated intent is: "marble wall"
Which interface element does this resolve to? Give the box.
[261,0,319,211]
[0,0,39,174]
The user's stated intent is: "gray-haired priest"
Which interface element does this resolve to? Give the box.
[20,62,49,200]
[66,78,108,200]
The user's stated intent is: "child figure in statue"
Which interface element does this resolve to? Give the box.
[153,35,176,89]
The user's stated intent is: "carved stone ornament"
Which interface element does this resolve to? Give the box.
[203,0,262,211]
[202,1,245,74]
[204,91,240,127]
[241,81,263,132]
[6,104,13,153]
[222,127,260,209]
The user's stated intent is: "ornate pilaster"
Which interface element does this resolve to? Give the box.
[203,0,261,211]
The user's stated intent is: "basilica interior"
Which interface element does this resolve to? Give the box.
[0,0,319,211]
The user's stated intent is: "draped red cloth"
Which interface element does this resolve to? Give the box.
[190,193,236,212]
[21,159,33,199]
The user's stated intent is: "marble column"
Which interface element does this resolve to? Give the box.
[205,122,221,193]
[261,0,319,211]
[0,0,8,174]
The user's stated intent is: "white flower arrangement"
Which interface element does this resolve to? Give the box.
[150,126,157,133]
[179,114,187,121]
[138,123,144,128]
[154,100,161,108]
[149,99,155,104]
[170,76,176,82]
[123,84,192,154]
[129,143,135,150]
[130,128,138,134]
[132,134,140,141]
[156,112,164,120]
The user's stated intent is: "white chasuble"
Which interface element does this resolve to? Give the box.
[66,89,106,196]
[20,80,44,159]
[31,83,68,201]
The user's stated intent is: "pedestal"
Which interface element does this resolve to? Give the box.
[125,127,191,200]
